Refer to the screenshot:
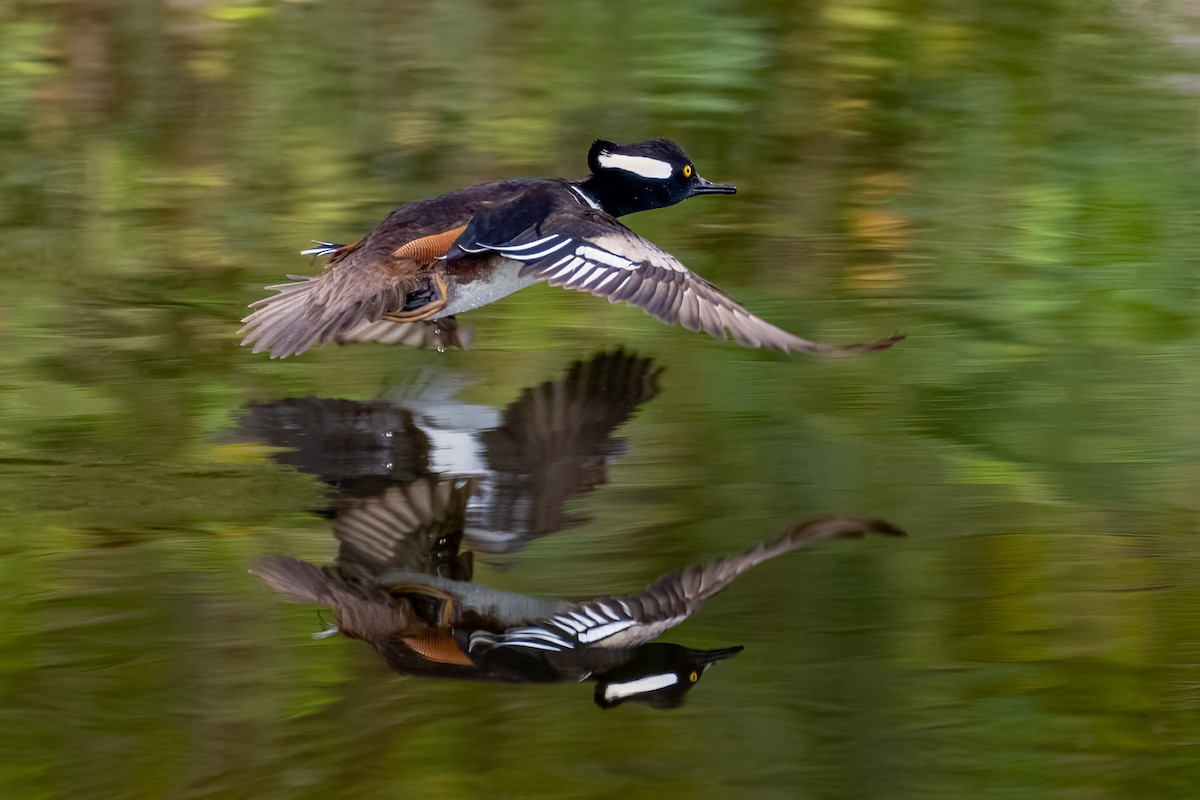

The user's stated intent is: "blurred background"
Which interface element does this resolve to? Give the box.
[2,0,1199,797]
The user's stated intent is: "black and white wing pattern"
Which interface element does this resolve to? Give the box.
[465,514,906,658]
[470,219,902,357]
[465,595,665,657]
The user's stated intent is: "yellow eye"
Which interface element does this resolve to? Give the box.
[689,671,699,682]
[682,164,693,178]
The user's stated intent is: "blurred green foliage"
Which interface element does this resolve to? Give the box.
[1,0,1199,798]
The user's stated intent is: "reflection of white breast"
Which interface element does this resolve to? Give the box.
[438,258,539,317]
[407,402,499,476]
[406,400,501,536]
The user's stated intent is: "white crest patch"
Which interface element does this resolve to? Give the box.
[603,672,679,702]
[597,151,673,179]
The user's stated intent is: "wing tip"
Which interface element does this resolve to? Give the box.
[773,329,906,358]
[779,514,908,551]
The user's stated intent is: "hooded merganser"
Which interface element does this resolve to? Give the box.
[234,349,661,552]
[251,479,905,708]
[239,138,902,358]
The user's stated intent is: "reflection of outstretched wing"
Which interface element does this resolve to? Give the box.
[334,480,473,581]
[236,398,431,488]
[233,350,661,555]
[468,514,905,656]
[472,349,661,548]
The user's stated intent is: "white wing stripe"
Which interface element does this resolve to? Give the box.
[579,267,610,288]
[499,640,565,652]
[577,619,638,644]
[550,258,583,280]
[488,234,561,252]
[593,271,621,290]
[469,631,499,648]
[509,628,572,648]
[566,264,594,285]
[512,239,573,260]
[554,615,586,633]
[575,244,634,270]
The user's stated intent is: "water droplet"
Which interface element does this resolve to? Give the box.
[436,345,446,353]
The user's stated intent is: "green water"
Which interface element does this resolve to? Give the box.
[2,1,1200,798]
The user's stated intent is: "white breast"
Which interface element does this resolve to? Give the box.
[437,259,540,318]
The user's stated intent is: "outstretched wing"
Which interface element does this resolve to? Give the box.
[462,218,902,357]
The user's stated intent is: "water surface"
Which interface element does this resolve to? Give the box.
[2,2,1200,798]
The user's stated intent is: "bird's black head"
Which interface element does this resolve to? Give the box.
[579,138,736,217]
[593,643,744,710]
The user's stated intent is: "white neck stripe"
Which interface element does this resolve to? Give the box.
[597,152,672,179]
[568,184,601,210]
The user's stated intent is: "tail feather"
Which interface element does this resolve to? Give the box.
[250,556,342,605]
[300,241,345,257]
[240,266,459,358]
[239,276,324,358]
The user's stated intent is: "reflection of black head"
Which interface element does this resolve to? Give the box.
[593,643,744,710]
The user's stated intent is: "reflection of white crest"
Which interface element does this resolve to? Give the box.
[603,673,679,703]
[597,151,673,179]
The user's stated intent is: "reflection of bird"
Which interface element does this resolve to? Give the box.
[252,480,905,709]
[240,138,901,358]
[235,349,662,553]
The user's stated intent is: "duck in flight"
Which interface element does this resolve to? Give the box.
[240,138,903,358]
